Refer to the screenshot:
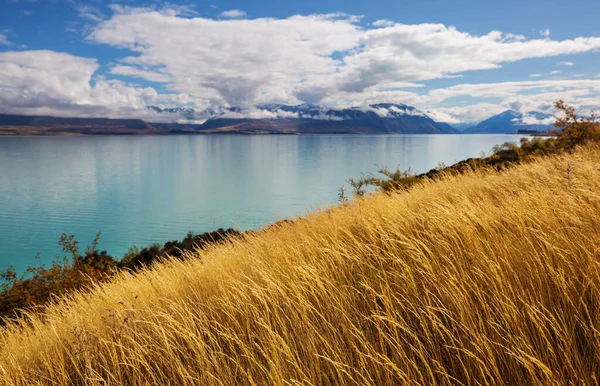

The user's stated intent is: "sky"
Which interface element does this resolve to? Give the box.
[1,0,600,124]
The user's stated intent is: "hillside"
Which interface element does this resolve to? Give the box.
[0,114,165,136]
[464,110,553,134]
[196,117,454,134]
[2,143,600,385]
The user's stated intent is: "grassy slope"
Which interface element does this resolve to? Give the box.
[2,146,600,385]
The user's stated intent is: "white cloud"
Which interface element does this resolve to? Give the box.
[558,61,574,66]
[529,73,542,78]
[88,12,362,108]
[324,25,600,100]
[0,33,11,45]
[372,19,395,28]
[540,28,551,38]
[220,9,247,19]
[425,103,507,124]
[110,65,171,83]
[77,5,105,23]
[550,70,562,75]
[521,114,555,125]
[424,79,600,103]
[107,3,198,18]
[3,9,600,121]
[0,50,170,118]
[84,9,600,113]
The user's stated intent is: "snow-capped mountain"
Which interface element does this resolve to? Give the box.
[258,103,430,120]
[148,103,459,134]
[463,110,554,134]
[205,103,458,134]
[147,105,242,121]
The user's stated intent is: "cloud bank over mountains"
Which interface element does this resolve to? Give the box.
[1,6,599,123]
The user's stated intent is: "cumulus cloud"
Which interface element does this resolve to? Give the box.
[88,12,362,108]
[220,9,247,19]
[0,50,170,118]
[3,8,600,121]
[327,25,600,97]
[551,70,562,75]
[85,9,600,112]
[529,73,543,78]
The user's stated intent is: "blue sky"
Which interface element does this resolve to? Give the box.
[1,0,599,123]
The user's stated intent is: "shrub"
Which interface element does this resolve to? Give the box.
[553,100,600,149]
[0,229,239,322]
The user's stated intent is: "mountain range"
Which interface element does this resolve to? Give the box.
[0,104,554,136]
[193,103,459,134]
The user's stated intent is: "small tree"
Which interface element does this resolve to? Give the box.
[554,100,600,149]
[347,167,420,194]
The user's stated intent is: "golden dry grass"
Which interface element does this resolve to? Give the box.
[2,145,600,385]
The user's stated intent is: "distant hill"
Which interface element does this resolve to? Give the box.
[451,122,477,132]
[0,114,163,135]
[464,110,553,134]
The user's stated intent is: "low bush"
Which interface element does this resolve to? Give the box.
[0,229,239,322]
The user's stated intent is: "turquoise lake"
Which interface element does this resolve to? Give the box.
[0,134,522,273]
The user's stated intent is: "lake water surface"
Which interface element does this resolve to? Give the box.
[0,134,521,272]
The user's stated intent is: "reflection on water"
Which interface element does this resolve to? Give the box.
[0,134,521,272]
